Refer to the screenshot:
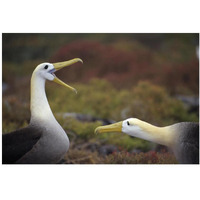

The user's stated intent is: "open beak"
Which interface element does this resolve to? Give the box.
[94,121,123,134]
[52,58,83,93]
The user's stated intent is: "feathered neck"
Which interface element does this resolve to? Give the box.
[128,119,177,147]
[30,73,56,125]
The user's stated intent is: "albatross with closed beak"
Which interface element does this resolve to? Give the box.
[95,118,199,164]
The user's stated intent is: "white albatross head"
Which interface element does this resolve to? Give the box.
[95,118,140,136]
[32,58,83,93]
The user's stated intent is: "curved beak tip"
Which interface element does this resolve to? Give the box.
[79,58,83,64]
[94,127,100,134]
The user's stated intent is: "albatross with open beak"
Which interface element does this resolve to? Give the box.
[3,58,83,164]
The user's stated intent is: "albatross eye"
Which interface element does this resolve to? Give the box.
[44,65,49,69]
[127,121,130,126]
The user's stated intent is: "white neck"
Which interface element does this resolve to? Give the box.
[30,73,56,125]
[27,68,70,160]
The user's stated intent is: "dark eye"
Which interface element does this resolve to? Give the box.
[44,65,48,69]
[127,121,130,126]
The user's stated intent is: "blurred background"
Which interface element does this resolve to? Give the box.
[2,33,199,164]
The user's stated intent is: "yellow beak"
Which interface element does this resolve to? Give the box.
[94,121,123,134]
[52,58,83,93]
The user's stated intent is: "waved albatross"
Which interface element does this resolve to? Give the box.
[95,118,199,164]
[3,58,83,164]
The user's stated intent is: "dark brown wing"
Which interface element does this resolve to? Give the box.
[2,125,42,164]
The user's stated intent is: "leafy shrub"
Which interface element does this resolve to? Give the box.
[2,95,30,132]
[125,81,198,125]
[49,79,198,125]
[56,116,102,140]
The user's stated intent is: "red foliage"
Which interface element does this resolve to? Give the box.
[106,150,178,164]
[51,40,198,94]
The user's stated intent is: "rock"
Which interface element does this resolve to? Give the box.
[176,95,199,114]
[130,148,142,154]
[154,144,168,153]
[57,112,115,125]
[2,82,9,92]
[86,143,100,152]
[98,145,118,156]
[176,95,199,107]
